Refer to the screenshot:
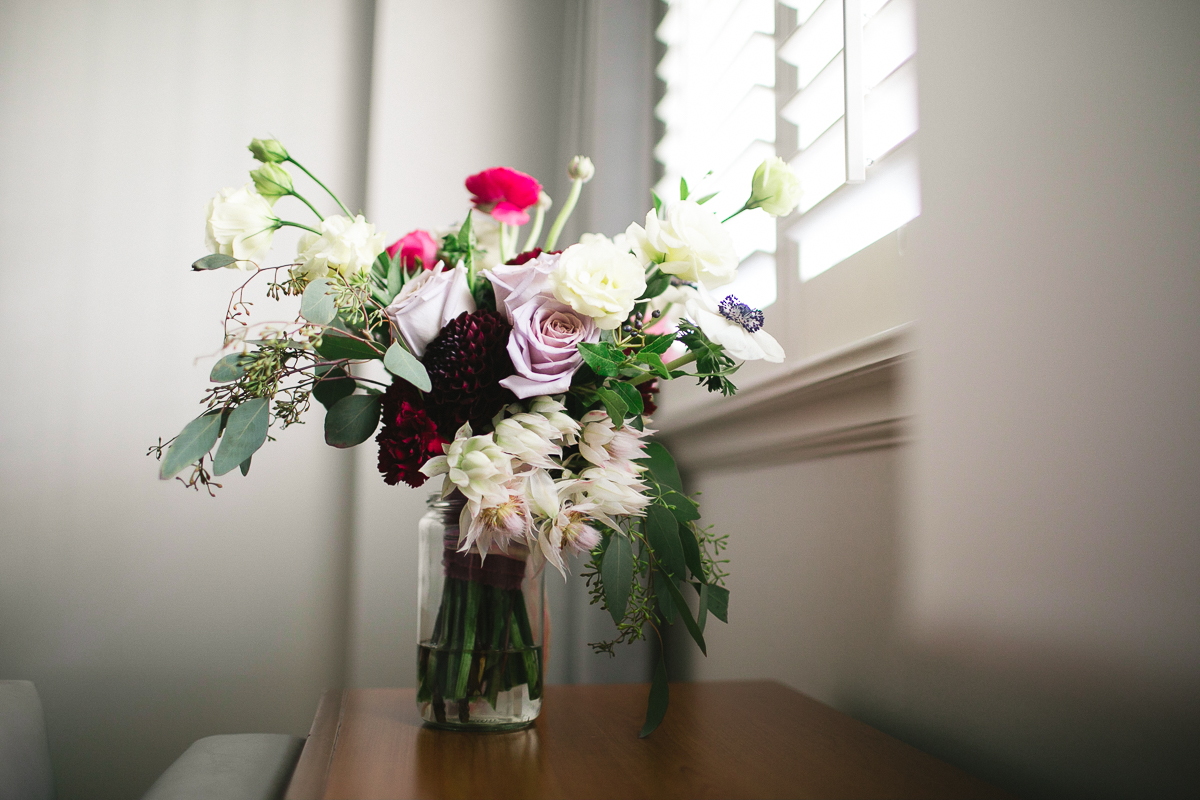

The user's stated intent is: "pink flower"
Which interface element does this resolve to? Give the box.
[386,229,439,271]
[500,295,599,399]
[485,250,562,323]
[465,167,542,226]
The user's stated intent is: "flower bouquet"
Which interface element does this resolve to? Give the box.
[153,138,798,735]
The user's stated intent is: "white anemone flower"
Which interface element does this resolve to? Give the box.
[683,290,785,363]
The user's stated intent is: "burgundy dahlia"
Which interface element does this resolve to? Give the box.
[422,309,517,433]
[505,247,561,266]
[376,381,446,488]
[638,378,660,417]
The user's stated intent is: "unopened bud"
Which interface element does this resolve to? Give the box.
[567,155,595,183]
[250,162,294,205]
[248,138,289,163]
[536,190,553,210]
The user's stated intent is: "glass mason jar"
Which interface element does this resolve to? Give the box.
[416,491,545,730]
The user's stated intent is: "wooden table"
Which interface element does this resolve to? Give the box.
[284,681,1010,800]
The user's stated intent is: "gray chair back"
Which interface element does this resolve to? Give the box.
[0,681,55,800]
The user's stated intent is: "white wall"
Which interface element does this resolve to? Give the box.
[0,2,373,799]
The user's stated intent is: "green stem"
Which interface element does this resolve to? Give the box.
[722,202,750,224]
[288,157,352,217]
[498,222,510,265]
[289,191,324,222]
[276,219,321,236]
[628,351,699,386]
[523,201,548,252]
[544,178,583,251]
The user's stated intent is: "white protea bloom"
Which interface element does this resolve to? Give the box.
[293,214,386,280]
[204,184,279,267]
[526,470,603,578]
[458,476,532,559]
[576,465,651,519]
[528,396,580,445]
[683,289,785,363]
[493,413,562,470]
[577,410,654,473]
[419,423,514,508]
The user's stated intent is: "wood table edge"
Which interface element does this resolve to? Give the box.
[284,688,344,800]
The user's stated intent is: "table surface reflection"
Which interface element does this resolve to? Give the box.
[283,681,1010,800]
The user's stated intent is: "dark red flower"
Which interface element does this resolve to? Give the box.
[638,379,660,417]
[505,248,561,266]
[422,310,516,433]
[465,167,542,226]
[376,381,446,488]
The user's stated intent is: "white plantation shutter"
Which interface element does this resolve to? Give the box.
[655,0,920,301]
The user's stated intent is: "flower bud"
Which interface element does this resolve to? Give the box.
[248,138,289,163]
[250,162,294,205]
[567,156,595,183]
[746,156,801,216]
[536,190,553,210]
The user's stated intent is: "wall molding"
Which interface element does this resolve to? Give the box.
[656,324,913,472]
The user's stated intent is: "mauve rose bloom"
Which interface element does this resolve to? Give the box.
[500,295,599,399]
[386,229,439,271]
[384,263,476,357]
[484,251,562,323]
[465,167,542,226]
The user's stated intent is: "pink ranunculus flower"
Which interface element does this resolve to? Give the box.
[484,250,562,323]
[500,295,599,399]
[386,229,439,271]
[384,262,476,358]
[465,167,542,226]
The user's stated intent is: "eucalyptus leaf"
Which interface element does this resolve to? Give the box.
[644,505,684,579]
[314,332,383,361]
[697,582,709,633]
[601,532,635,625]
[608,381,643,417]
[212,398,270,476]
[678,520,704,581]
[384,342,432,392]
[595,387,628,427]
[209,353,246,383]
[300,277,338,325]
[324,394,381,448]
[192,253,237,271]
[701,583,729,623]
[159,412,223,480]
[663,568,707,655]
[386,251,403,301]
[312,367,355,409]
[239,456,252,476]
[638,442,683,493]
[653,571,678,624]
[664,490,700,523]
[639,656,669,738]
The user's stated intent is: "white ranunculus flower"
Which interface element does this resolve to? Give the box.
[625,200,738,288]
[383,262,475,357]
[748,156,801,217]
[293,214,386,280]
[549,238,646,330]
[204,184,279,268]
[684,289,785,363]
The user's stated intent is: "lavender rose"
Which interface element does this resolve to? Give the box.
[500,295,599,399]
[484,250,561,322]
[384,262,475,357]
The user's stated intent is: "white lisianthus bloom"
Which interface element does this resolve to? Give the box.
[294,214,386,280]
[549,238,646,330]
[747,156,801,217]
[419,424,514,509]
[528,396,580,445]
[204,184,279,267]
[625,199,738,287]
[684,290,785,363]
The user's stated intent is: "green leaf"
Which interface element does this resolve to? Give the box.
[239,456,252,476]
[577,343,621,378]
[638,442,683,493]
[601,532,635,625]
[635,351,671,380]
[663,568,707,655]
[192,253,237,271]
[697,582,709,633]
[212,398,270,476]
[300,277,338,325]
[679,176,689,200]
[159,412,223,479]
[639,656,669,738]
[664,490,700,523]
[644,505,684,579]
[608,381,643,417]
[595,387,628,427]
[312,366,355,409]
[456,211,473,250]
[651,191,662,215]
[314,332,383,361]
[324,394,381,448]
[654,570,678,624]
[209,353,246,383]
[638,271,671,301]
[384,341,432,392]
[678,521,704,581]
[641,334,677,356]
[700,583,729,624]
[386,252,403,301]
[695,191,719,206]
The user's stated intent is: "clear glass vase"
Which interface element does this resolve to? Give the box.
[416,491,545,730]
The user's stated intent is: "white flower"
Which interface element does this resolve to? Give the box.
[458,476,532,559]
[493,413,562,470]
[568,155,595,182]
[294,214,386,280]
[684,290,785,363]
[420,424,514,508]
[528,396,580,445]
[577,465,652,519]
[526,470,602,578]
[626,200,738,287]
[204,184,279,267]
[383,262,475,357]
[549,238,646,330]
[747,156,801,217]
[577,409,653,474]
